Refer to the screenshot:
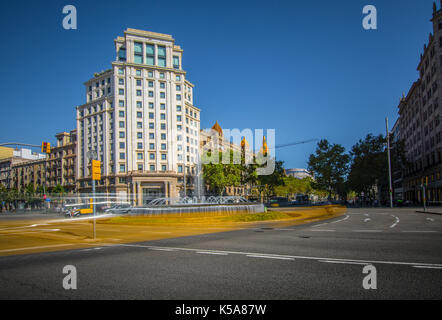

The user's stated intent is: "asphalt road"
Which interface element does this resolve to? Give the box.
[0,208,441,300]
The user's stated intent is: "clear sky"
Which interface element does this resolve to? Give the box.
[0,0,436,169]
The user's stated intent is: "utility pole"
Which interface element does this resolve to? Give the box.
[386,118,393,208]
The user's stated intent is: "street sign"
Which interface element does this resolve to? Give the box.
[92,160,101,181]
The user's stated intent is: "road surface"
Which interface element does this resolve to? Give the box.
[0,208,441,299]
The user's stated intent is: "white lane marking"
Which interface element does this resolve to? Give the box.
[197,251,228,256]
[0,244,73,253]
[364,214,369,217]
[309,229,335,232]
[353,230,382,233]
[330,215,350,224]
[114,244,442,268]
[311,223,329,228]
[320,260,370,266]
[390,215,400,229]
[426,218,435,222]
[413,265,442,270]
[247,255,294,261]
[364,218,371,222]
[150,248,175,252]
[401,231,438,233]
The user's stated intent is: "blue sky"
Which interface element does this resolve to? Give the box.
[0,0,436,168]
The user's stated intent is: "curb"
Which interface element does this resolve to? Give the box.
[416,210,442,216]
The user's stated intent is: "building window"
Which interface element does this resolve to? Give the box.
[136,90,142,96]
[176,75,181,81]
[177,115,182,122]
[119,142,125,149]
[149,133,155,139]
[119,100,125,107]
[159,72,165,79]
[149,112,154,119]
[176,85,181,91]
[134,42,143,64]
[137,132,143,139]
[137,112,142,118]
[146,44,155,65]
[118,68,124,75]
[149,153,155,160]
[119,132,125,138]
[136,101,142,108]
[150,165,155,172]
[158,46,166,67]
[161,154,167,160]
[149,91,154,97]
[119,89,124,95]
[160,82,166,89]
[149,123,154,129]
[119,111,124,117]
[148,71,153,77]
[148,81,154,88]
[120,164,126,173]
[137,122,143,129]
[173,56,180,69]
[149,102,154,109]
[136,79,142,86]
[160,92,166,99]
[161,144,167,150]
[176,94,181,101]
[160,113,166,120]
[138,164,143,171]
[161,165,167,171]
[137,142,143,149]
[119,121,125,128]
[160,103,166,110]
[178,165,183,173]
[149,143,155,150]
[161,123,166,130]
[136,69,142,76]
[137,153,143,160]
[118,48,126,61]
[119,78,124,85]
[119,153,125,160]
[161,133,166,140]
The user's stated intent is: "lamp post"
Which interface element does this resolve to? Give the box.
[386,118,393,208]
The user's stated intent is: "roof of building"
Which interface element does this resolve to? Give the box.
[211,121,223,136]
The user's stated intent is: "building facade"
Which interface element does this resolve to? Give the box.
[399,2,442,204]
[2,131,77,193]
[76,29,200,204]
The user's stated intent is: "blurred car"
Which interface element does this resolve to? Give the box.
[105,204,132,214]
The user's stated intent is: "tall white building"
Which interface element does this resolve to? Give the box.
[76,29,200,204]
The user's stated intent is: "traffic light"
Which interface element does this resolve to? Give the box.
[41,142,51,154]
[92,160,101,181]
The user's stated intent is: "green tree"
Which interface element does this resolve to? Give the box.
[347,134,387,199]
[308,139,350,199]
[202,150,243,196]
